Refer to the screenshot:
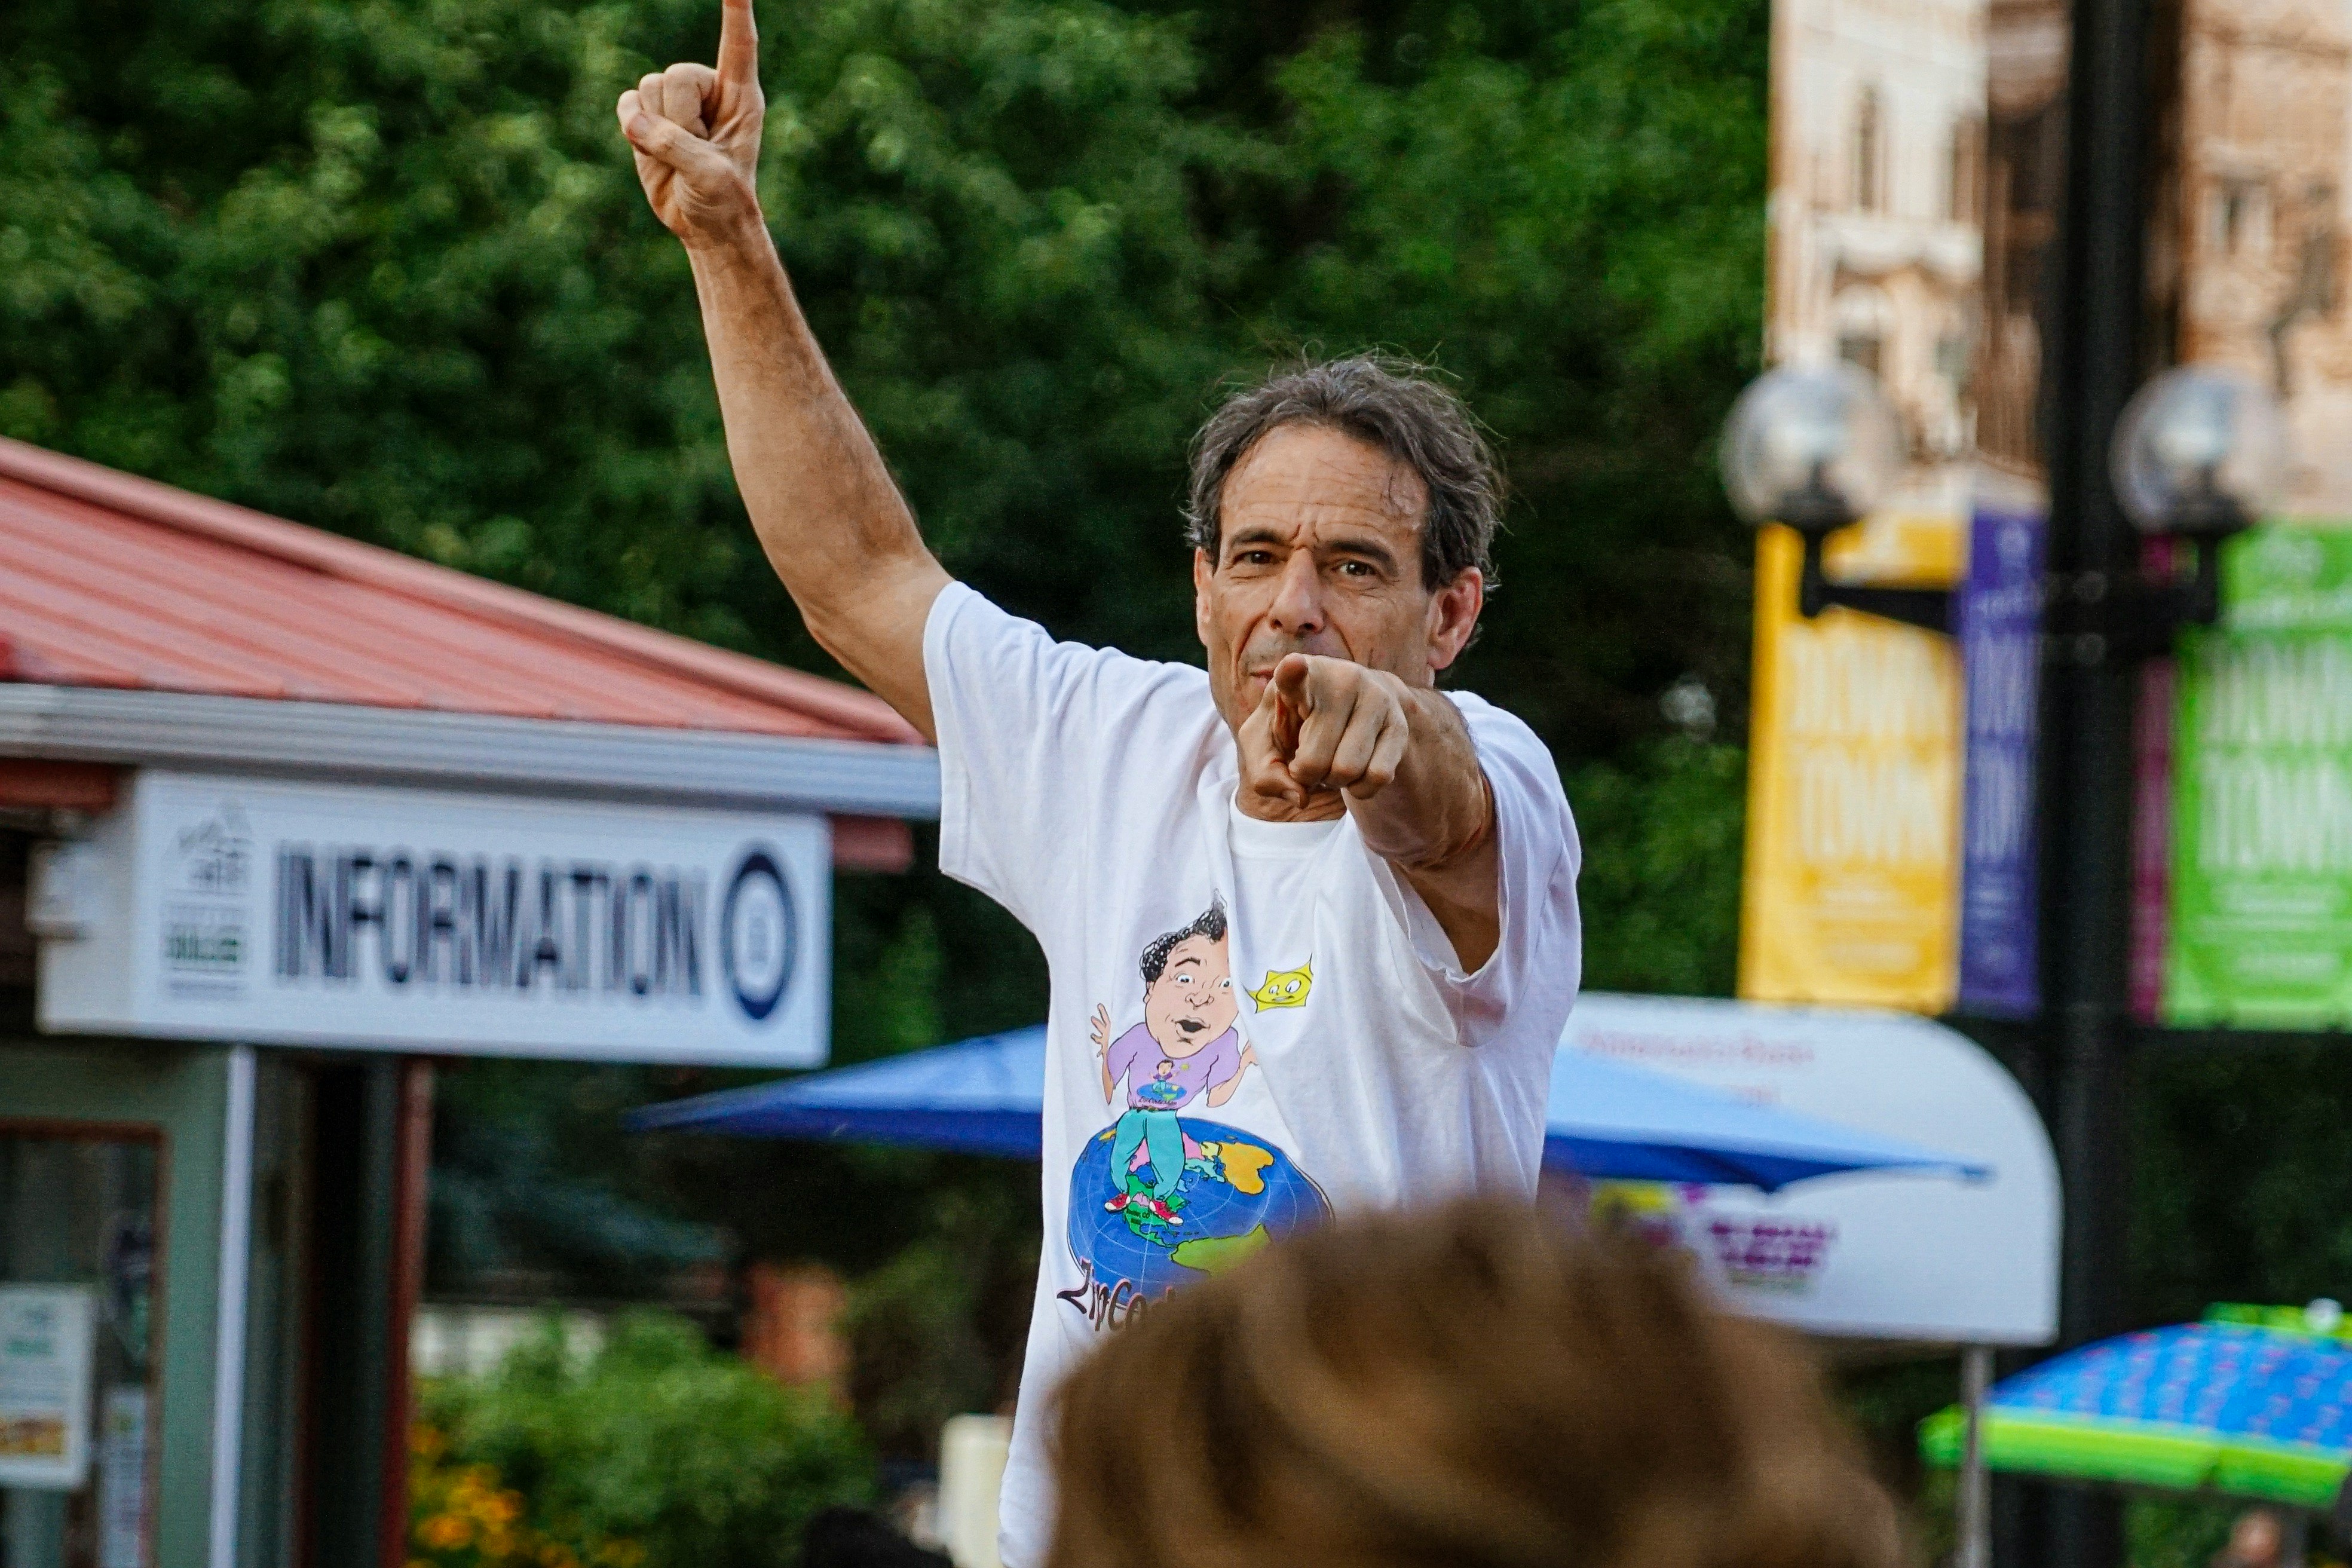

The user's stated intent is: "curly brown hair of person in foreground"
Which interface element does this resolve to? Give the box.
[1045,1199,1907,1568]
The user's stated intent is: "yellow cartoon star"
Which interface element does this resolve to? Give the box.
[1248,961,1311,1010]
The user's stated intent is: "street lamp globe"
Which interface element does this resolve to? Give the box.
[1719,362,1906,534]
[2109,365,2287,537]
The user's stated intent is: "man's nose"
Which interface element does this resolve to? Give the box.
[1266,550,1325,636]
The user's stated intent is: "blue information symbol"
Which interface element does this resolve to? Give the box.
[722,847,797,1022]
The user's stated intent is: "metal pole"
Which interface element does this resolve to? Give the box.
[2039,0,2151,1563]
[1959,1346,1994,1568]
[209,1044,258,1568]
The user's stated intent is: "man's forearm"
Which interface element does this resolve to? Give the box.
[1352,690,1501,970]
[1349,689,1489,866]
[684,214,948,730]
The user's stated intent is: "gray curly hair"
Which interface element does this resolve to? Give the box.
[1183,355,1503,589]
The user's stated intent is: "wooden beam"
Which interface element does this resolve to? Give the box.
[0,759,121,812]
[377,1061,434,1568]
[829,813,914,873]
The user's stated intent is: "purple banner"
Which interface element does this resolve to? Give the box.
[2128,657,2177,1023]
[1956,505,2045,1017]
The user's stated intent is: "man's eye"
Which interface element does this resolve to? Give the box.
[1337,560,1376,577]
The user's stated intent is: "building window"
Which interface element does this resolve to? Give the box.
[1936,333,1971,400]
[1949,117,1984,224]
[1855,88,1885,213]
[2211,179,2271,258]
[1839,334,1884,375]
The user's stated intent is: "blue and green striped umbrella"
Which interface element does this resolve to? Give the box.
[1922,1308,2352,1508]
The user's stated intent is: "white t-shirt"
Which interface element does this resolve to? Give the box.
[922,583,1583,1568]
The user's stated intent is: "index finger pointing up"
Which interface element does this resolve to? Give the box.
[717,0,759,87]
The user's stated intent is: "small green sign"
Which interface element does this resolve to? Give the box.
[2166,525,2352,1027]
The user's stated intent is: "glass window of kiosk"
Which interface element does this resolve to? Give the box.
[0,1124,161,1568]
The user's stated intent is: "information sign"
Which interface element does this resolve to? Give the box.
[39,771,832,1065]
[97,1387,148,1568]
[2165,527,2352,1026]
[0,1285,95,1490]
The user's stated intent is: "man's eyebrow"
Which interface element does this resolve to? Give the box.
[1223,525,1402,572]
[1222,525,1290,555]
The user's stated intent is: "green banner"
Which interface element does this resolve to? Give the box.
[2167,526,2352,1027]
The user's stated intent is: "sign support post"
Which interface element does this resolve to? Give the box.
[2036,0,2154,1560]
[207,1044,255,1568]
[1959,1344,1993,1568]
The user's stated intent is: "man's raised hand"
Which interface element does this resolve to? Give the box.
[617,0,765,245]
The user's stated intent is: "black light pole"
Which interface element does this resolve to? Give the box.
[2039,0,2154,1551]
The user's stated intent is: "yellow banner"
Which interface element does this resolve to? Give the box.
[1737,520,1964,1010]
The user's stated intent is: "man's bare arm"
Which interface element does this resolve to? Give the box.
[1361,690,1500,973]
[1239,655,1500,970]
[618,0,948,738]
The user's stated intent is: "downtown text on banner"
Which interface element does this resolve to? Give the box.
[2165,526,2352,1026]
[1740,520,1965,1009]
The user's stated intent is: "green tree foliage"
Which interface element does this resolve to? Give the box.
[2134,1043,2352,1323]
[418,1313,876,1567]
[841,1186,1037,1455]
[0,0,1766,728]
[1567,737,1745,995]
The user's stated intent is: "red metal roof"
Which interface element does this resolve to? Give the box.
[0,437,918,745]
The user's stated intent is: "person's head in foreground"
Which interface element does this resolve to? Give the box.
[1046,1199,1906,1568]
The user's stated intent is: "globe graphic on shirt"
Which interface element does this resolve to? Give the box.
[1067,1116,1331,1303]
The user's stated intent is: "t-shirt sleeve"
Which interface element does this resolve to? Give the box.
[923,583,1190,930]
[1379,694,1583,1053]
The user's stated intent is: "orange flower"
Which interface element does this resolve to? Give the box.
[419,1513,474,1551]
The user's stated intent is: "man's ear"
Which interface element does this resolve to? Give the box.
[1193,547,1214,648]
[1425,568,1485,674]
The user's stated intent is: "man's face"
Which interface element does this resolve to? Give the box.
[1193,422,1483,732]
[1143,934,1237,1057]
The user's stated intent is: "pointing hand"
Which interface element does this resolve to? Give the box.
[616,0,765,245]
[1239,654,1412,810]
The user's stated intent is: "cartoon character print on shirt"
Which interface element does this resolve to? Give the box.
[1249,960,1312,1010]
[1060,896,1331,1333]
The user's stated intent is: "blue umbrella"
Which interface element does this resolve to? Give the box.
[1920,1314,2352,1507]
[629,1026,1985,1193]
[1541,1046,1987,1190]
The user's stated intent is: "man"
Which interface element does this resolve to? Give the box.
[615,8,1582,1562]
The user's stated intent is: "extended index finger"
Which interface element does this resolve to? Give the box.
[717,0,759,87]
